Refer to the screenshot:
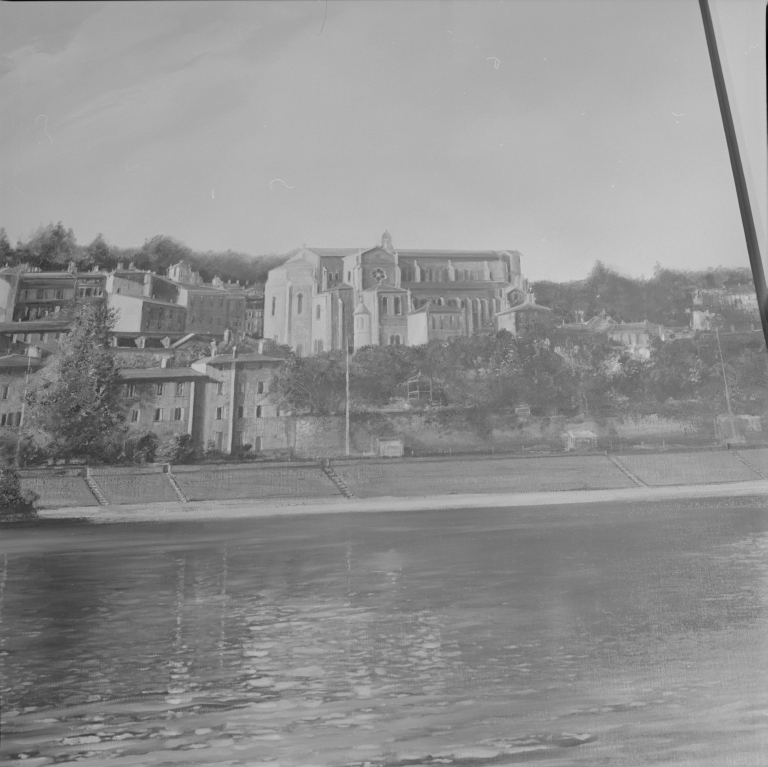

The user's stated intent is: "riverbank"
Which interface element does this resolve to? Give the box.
[32,478,768,524]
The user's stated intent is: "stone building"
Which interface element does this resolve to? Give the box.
[263,232,532,355]
[120,367,207,442]
[191,347,288,453]
[0,352,44,447]
[0,265,107,352]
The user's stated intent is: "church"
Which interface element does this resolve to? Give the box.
[263,232,547,355]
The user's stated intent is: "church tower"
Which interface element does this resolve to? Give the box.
[353,297,372,350]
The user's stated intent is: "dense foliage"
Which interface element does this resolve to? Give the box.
[270,328,768,420]
[25,303,126,462]
[533,261,755,326]
[1,224,288,286]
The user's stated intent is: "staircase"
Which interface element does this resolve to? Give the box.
[733,450,766,479]
[165,471,189,503]
[320,461,356,499]
[84,473,110,506]
[607,454,647,487]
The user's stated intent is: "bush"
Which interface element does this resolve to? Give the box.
[203,439,224,461]
[0,465,37,518]
[124,432,160,464]
[158,433,199,465]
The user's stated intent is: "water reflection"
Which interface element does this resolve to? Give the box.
[1,497,767,765]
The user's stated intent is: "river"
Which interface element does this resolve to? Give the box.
[2,495,767,766]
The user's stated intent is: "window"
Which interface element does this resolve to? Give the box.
[173,408,183,421]
[215,431,223,449]
[256,405,263,418]
[357,317,363,329]
[381,296,388,315]
[1,386,8,400]
[296,294,303,314]
[0,414,5,426]
[217,381,224,395]
[314,339,324,353]
[55,289,63,300]
[239,382,246,394]
[394,296,401,315]
[126,384,136,397]
[175,382,184,397]
[237,406,244,419]
[257,381,265,394]
[347,271,352,282]
[216,407,224,420]
[131,410,140,423]
[154,408,163,422]
[156,383,164,396]
[389,334,401,345]
[296,344,303,357]
[316,305,321,320]
[271,296,276,316]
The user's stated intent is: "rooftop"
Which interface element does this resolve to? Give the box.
[118,368,208,380]
[0,354,45,369]
[199,352,286,365]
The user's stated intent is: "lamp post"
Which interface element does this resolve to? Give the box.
[15,351,33,468]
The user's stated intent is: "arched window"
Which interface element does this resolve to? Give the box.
[271,296,276,316]
[437,297,444,306]
[296,294,303,314]
[394,296,401,315]
[381,296,389,315]
[347,271,352,283]
[316,305,321,320]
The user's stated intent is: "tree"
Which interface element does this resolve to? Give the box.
[83,233,117,271]
[0,464,38,516]
[270,351,347,415]
[25,303,125,461]
[17,222,80,270]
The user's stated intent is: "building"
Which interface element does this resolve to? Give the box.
[0,351,45,447]
[495,289,553,335]
[191,347,288,453]
[152,261,246,338]
[0,265,107,351]
[606,320,665,359]
[120,367,207,442]
[244,285,265,337]
[264,231,532,355]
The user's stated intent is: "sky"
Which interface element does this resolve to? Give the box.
[0,0,765,283]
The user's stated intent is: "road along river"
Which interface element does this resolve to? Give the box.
[2,494,767,766]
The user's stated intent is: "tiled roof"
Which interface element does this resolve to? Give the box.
[0,320,72,333]
[118,368,208,380]
[199,352,286,365]
[0,354,45,369]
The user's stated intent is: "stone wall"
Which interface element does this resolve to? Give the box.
[288,409,724,459]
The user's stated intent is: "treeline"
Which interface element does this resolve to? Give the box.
[532,261,755,326]
[272,329,768,425]
[0,223,290,285]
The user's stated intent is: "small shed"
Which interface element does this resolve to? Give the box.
[377,438,404,458]
[563,429,597,451]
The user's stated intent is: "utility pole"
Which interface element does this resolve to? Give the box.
[715,327,733,418]
[345,336,351,457]
[698,0,768,348]
[15,352,33,468]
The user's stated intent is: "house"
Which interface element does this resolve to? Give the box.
[0,351,45,447]
[264,231,532,354]
[0,265,107,351]
[495,289,553,336]
[606,320,665,359]
[120,367,207,442]
[244,285,265,337]
[191,346,288,453]
[152,262,246,338]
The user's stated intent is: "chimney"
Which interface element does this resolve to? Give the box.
[232,346,238,359]
[160,356,168,368]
